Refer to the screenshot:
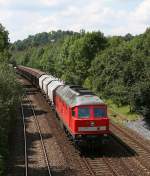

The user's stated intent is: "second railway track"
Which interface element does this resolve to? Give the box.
[110,123,150,174]
[21,93,52,176]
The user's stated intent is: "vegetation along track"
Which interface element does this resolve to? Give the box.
[21,93,52,176]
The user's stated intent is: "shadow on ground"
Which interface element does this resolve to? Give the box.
[77,133,137,159]
[21,98,47,119]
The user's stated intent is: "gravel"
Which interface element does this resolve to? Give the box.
[125,118,150,140]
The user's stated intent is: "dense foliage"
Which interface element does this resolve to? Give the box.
[0,24,22,175]
[0,24,10,62]
[11,29,150,118]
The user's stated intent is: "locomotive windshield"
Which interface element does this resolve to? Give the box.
[78,108,90,118]
[94,108,106,117]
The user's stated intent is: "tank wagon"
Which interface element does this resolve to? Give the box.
[17,66,110,141]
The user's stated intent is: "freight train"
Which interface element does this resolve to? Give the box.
[17,65,110,142]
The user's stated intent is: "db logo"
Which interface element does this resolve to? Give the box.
[90,122,95,127]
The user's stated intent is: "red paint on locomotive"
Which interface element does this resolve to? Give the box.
[54,92,110,139]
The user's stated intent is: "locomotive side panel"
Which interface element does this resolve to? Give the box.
[55,94,71,131]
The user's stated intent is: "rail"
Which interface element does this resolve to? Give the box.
[21,94,52,176]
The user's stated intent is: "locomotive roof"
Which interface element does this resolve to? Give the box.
[56,85,104,107]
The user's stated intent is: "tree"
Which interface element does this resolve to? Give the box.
[57,32,107,84]
[0,24,9,62]
[131,81,150,117]
[0,23,22,175]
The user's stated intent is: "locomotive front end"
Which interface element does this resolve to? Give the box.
[71,103,110,141]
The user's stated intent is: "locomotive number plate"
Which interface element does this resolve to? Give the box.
[78,126,106,131]
[78,127,97,131]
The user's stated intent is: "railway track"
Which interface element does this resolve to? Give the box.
[72,122,150,176]
[80,149,137,176]
[21,101,28,176]
[81,156,120,176]
[110,123,150,175]
[71,139,136,176]
[78,132,150,176]
[111,122,150,153]
[21,94,52,176]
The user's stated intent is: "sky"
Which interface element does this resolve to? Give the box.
[0,0,150,42]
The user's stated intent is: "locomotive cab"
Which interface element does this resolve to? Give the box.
[71,105,110,140]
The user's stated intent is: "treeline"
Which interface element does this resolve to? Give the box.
[11,30,79,51]
[11,29,150,118]
[0,24,22,175]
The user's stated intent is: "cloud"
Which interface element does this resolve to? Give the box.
[0,0,150,42]
[0,0,6,3]
[56,1,127,33]
[39,0,66,6]
[133,0,150,23]
[7,11,58,41]
[0,0,8,5]
[110,0,150,35]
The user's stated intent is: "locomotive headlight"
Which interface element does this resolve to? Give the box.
[76,134,82,139]
[90,122,95,127]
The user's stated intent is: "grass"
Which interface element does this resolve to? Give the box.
[105,99,140,123]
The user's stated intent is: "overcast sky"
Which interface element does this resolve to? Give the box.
[0,0,150,42]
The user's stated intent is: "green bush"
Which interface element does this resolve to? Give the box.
[0,64,22,176]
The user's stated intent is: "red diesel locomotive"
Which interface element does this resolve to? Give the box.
[55,85,109,140]
[17,66,110,141]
